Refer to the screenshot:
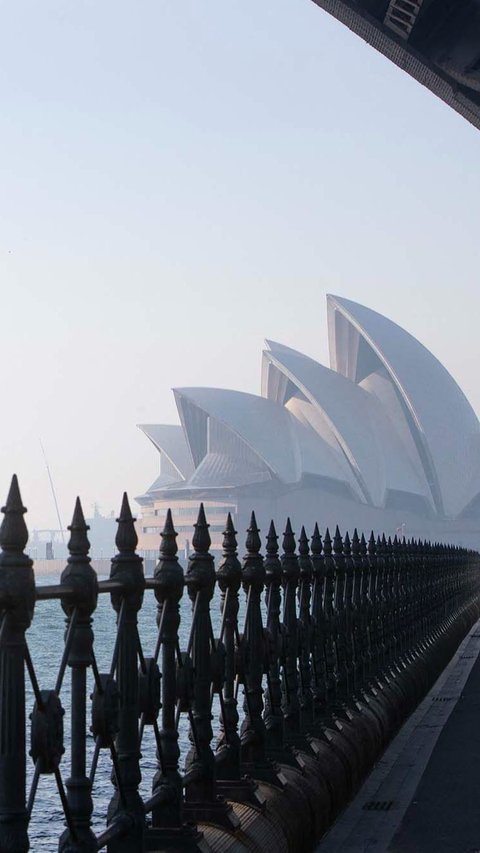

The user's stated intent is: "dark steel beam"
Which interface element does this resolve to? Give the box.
[309,0,480,130]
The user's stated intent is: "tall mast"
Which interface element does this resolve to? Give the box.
[39,438,66,546]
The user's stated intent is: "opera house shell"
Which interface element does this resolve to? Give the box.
[137,296,480,555]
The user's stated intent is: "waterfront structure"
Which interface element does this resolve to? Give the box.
[137,295,480,553]
[31,505,117,561]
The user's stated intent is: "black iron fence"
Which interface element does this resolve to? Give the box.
[0,474,479,852]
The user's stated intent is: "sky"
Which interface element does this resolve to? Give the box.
[0,0,479,532]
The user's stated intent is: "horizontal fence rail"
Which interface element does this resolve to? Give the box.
[0,474,479,852]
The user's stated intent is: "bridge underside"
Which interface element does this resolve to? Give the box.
[310,0,480,130]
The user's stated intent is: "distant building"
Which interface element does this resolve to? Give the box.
[136,295,480,553]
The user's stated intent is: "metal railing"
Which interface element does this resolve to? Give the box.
[0,474,478,852]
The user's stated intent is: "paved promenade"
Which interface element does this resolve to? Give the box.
[316,620,480,853]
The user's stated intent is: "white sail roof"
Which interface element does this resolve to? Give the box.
[137,424,194,480]
[173,386,353,489]
[327,294,480,517]
[262,341,434,511]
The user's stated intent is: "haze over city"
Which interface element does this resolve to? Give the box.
[1,0,479,530]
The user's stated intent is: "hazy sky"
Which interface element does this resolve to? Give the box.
[1,0,479,532]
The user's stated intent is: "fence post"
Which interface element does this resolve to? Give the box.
[401,539,412,658]
[420,541,430,642]
[240,513,279,785]
[410,539,420,654]
[350,530,363,691]
[60,498,98,852]
[151,508,184,829]
[264,521,285,753]
[281,519,301,737]
[0,476,35,853]
[359,533,372,684]
[383,536,395,669]
[409,541,420,650]
[184,505,216,809]
[343,532,357,696]
[215,513,242,782]
[215,513,263,807]
[149,510,202,850]
[392,536,402,664]
[322,529,338,709]
[184,505,238,829]
[107,494,145,850]
[332,527,349,702]
[398,538,409,662]
[310,524,328,722]
[297,526,314,724]
[367,533,380,682]
[376,535,388,677]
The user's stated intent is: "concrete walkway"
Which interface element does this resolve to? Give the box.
[316,620,480,853]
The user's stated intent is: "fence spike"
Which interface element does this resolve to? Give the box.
[108,493,145,851]
[114,492,138,554]
[322,528,337,708]
[281,518,301,736]
[184,507,238,830]
[60,498,98,852]
[332,526,349,701]
[311,523,328,718]
[0,477,34,853]
[215,513,242,782]
[0,474,29,553]
[298,526,314,721]
[263,520,285,756]
[151,509,194,840]
[240,513,279,785]
[67,497,90,556]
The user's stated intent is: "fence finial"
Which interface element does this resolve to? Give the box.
[222,512,237,554]
[283,517,296,554]
[192,502,211,554]
[67,497,90,556]
[299,525,309,556]
[245,510,261,555]
[115,492,138,554]
[266,519,278,554]
[0,474,29,553]
[160,508,177,558]
[311,522,322,555]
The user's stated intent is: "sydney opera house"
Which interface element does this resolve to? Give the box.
[136,296,480,555]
